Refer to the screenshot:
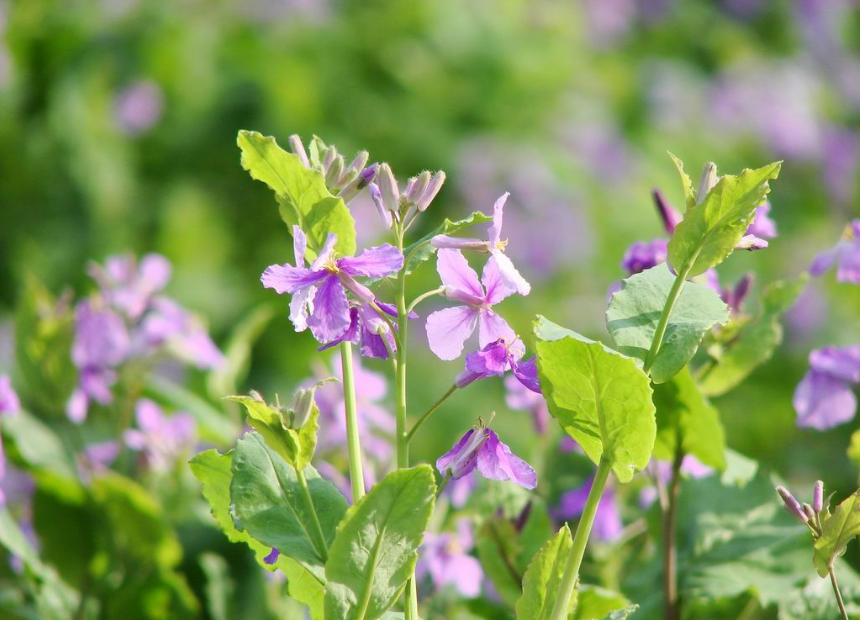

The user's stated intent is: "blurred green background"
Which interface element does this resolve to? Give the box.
[1,0,859,521]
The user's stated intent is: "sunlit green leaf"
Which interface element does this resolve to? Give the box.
[814,490,860,578]
[516,525,572,620]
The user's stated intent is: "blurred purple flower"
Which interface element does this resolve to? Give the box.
[437,422,537,490]
[639,457,713,508]
[621,239,669,275]
[810,220,860,283]
[794,345,860,430]
[114,80,164,136]
[88,253,171,320]
[425,250,518,361]
[822,129,860,208]
[721,273,754,315]
[456,337,540,394]
[138,297,224,369]
[0,375,20,508]
[124,399,196,471]
[556,477,622,542]
[505,375,549,434]
[445,475,477,509]
[417,519,483,598]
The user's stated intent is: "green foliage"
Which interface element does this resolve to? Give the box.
[534,316,656,483]
[324,466,436,620]
[652,368,726,470]
[207,304,276,401]
[573,586,633,620]
[668,152,696,210]
[147,374,240,445]
[237,130,357,258]
[606,264,729,384]
[401,211,494,275]
[230,433,348,581]
[515,525,572,620]
[667,160,781,277]
[2,409,77,479]
[814,490,860,577]
[699,275,808,397]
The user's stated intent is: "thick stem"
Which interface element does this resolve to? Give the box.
[663,449,684,620]
[296,466,330,562]
[549,458,612,620]
[340,341,366,502]
[406,384,457,443]
[643,262,693,373]
[829,565,850,620]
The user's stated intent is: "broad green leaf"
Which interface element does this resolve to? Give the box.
[606,264,729,384]
[667,160,781,277]
[534,316,656,483]
[516,525,572,620]
[190,449,324,617]
[2,409,77,478]
[207,304,275,400]
[324,466,436,620]
[814,490,860,577]
[147,374,240,444]
[231,433,348,581]
[476,517,523,608]
[699,275,807,397]
[778,575,860,620]
[668,152,696,210]
[237,130,356,258]
[401,211,493,275]
[652,368,726,470]
[574,586,632,620]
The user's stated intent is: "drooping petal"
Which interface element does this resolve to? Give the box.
[794,370,857,430]
[809,345,860,383]
[512,356,541,394]
[480,254,516,305]
[437,429,485,479]
[289,286,316,332]
[426,306,479,360]
[261,263,328,295]
[292,225,308,266]
[318,307,361,352]
[810,246,840,276]
[436,249,484,300]
[477,309,515,349]
[736,235,769,251]
[489,250,531,296]
[476,430,537,489]
[487,193,509,246]
[465,340,511,376]
[306,275,352,343]
[338,244,404,279]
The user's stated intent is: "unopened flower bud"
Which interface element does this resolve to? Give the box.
[339,151,370,186]
[369,183,393,228]
[377,163,400,212]
[813,480,824,513]
[338,163,377,204]
[321,145,337,173]
[653,189,682,234]
[777,486,808,524]
[416,171,445,212]
[736,235,769,251]
[697,162,718,204]
[249,389,266,403]
[803,502,816,522]
[431,235,490,252]
[326,154,345,188]
[288,135,310,168]
[290,387,316,429]
[406,171,431,206]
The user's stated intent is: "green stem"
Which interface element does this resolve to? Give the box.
[829,565,850,620]
[340,341,366,502]
[643,262,693,373]
[663,448,684,620]
[407,287,445,316]
[549,457,612,620]
[296,466,329,562]
[406,384,457,443]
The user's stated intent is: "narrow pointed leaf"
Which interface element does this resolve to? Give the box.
[534,316,656,483]
[516,525,573,620]
[324,466,436,620]
[668,152,696,210]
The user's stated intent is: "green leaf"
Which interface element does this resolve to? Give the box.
[814,490,860,577]
[534,316,656,483]
[324,466,436,620]
[573,586,632,620]
[516,525,573,620]
[230,433,348,581]
[147,374,240,445]
[237,130,356,258]
[668,152,696,210]
[667,160,781,277]
[699,275,807,397]
[598,606,638,620]
[207,304,275,400]
[226,395,300,466]
[652,368,726,470]
[606,264,729,384]
[477,517,524,608]
[401,211,494,275]
[2,409,77,478]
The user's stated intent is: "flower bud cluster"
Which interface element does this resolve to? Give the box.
[776,481,827,537]
[288,134,377,203]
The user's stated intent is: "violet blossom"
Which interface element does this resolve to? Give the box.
[416,519,483,598]
[555,477,622,542]
[318,301,416,360]
[810,220,860,284]
[261,230,403,343]
[455,337,540,394]
[0,375,20,508]
[123,399,196,472]
[436,417,537,490]
[425,250,519,361]
[794,345,860,430]
[431,193,531,295]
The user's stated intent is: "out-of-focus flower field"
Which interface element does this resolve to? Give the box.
[0,1,858,619]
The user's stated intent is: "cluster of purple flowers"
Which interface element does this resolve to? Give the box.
[68,254,223,423]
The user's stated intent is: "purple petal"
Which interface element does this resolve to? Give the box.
[477,310,514,349]
[309,234,339,271]
[425,306,479,360]
[289,286,316,332]
[809,346,860,383]
[307,275,352,343]
[488,250,530,296]
[318,307,361,352]
[376,301,417,320]
[746,202,778,238]
[481,254,516,305]
[556,478,622,541]
[292,225,308,266]
[476,430,537,489]
[794,370,857,430]
[338,244,404,279]
[437,429,483,479]
[264,548,281,565]
[465,340,511,376]
[512,356,541,394]
[810,246,840,277]
[487,192,509,246]
[0,376,20,417]
[621,239,668,275]
[653,190,682,234]
[72,302,130,368]
[261,263,328,295]
[436,250,484,300]
[66,390,89,424]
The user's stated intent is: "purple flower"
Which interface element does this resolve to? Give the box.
[88,254,171,320]
[431,194,531,295]
[425,250,518,361]
[0,375,20,508]
[261,229,403,343]
[455,337,540,394]
[114,80,164,135]
[264,548,281,565]
[721,273,754,315]
[417,519,483,598]
[138,297,224,369]
[621,239,669,275]
[436,421,537,489]
[794,345,860,430]
[505,374,550,434]
[810,220,860,284]
[556,477,622,542]
[123,399,196,471]
[318,301,415,360]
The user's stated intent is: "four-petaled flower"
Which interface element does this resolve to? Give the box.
[810,220,860,284]
[436,416,537,489]
[425,250,518,360]
[432,193,531,295]
[261,229,404,343]
[794,345,860,430]
[456,337,540,394]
